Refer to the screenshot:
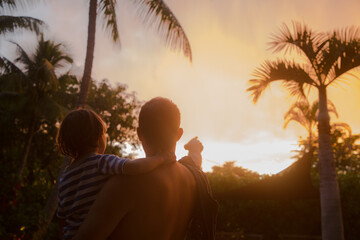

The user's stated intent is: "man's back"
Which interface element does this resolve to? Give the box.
[109,162,196,239]
[74,161,196,240]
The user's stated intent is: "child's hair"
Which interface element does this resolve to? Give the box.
[57,109,106,159]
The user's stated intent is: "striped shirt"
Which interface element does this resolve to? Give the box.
[57,154,128,239]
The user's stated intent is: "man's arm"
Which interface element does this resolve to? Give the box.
[72,176,131,240]
[184,137,204,168]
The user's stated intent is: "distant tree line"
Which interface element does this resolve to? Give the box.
[208,125,360,240]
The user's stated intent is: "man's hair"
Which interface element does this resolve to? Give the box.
[138,97,181,153]
[57,109,106,159]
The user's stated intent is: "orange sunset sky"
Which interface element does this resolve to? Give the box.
[1,0,360,173]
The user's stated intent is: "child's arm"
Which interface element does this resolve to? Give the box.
[122,153,175,175]
[184,137,204,168]
[97,154,176,176]
[58,218,65,239]
[57,200,66,239]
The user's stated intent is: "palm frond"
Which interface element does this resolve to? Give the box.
[310,100,318,119]
[283,99,339,132]
[325,27,360,85]
[0,56,28,92]
[317,33,345,83]
[0,56,24,75]
[11,41,34,71]
[34,37,73,68]
[247,60,316,103]
[37,59,58,92]
[332,122,352,136]
[334,26,360,42]
[0,15,44,35]
[0,0,16,11]
[281,81,308,101]
[0,0,43,12]
[283,101,310,130]
[135,0,192,62]
[269,21,326,66]
[327,100,338,118]
[282,99,339,138]
[98,0,120,45]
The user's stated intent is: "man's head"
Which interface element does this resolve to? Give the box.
[138,97,183,155]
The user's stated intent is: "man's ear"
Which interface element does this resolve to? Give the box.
[177,128,183,141]
[137,128,143,142]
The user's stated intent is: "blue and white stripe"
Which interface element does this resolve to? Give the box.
[57,154,127,239]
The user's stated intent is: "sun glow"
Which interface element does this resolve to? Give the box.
[131,137,300,175]
[8,0,360,176]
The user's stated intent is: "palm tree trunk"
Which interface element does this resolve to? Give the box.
[308,130,312,152]
[18,116,36,177]
[77,0,97,108]
[33,1,98,238]
[317,85,344,240]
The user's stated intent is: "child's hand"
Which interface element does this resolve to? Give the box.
[184,137,204,153]
[184,137,203,168]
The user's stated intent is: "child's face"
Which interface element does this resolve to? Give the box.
[97,132,107,154]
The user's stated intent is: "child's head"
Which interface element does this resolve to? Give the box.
[57,109,106,159]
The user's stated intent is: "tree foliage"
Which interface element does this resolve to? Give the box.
[209,127,360,240]
[247,22,360,239]
[0,38,140,239]
[0,0,44,35]
[248,23,360,102]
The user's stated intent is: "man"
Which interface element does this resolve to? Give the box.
[73,97,217,240]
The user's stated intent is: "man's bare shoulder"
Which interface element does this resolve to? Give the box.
[107,162,195,192]
[106,162,197,240]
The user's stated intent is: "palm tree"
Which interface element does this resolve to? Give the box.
[283,100,338,150]
[247,22,360,240]
[0,37,73,240]
[77,0,192,107]
[0,36,73,178]
[0,0,44,35]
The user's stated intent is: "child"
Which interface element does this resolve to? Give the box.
[56,109,203,239]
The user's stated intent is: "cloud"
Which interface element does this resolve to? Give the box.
[5,0,360,173]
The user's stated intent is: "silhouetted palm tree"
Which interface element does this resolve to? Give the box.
[283,100,338,150]
[77,0,192,107]
[0,0,44,35]
[0,37,74,240]
[247,22,360,240]
[0,37,73,178]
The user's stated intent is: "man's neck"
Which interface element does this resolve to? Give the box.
[144,147,176,158]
